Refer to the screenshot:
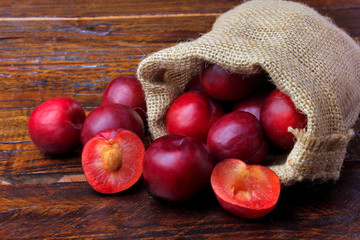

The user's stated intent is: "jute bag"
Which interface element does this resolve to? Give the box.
[136,0,360,187]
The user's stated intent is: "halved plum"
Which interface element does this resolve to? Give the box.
[211,159,280,218]
[81,128,145,194]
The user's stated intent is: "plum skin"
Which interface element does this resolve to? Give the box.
[184,75,203,92]
[101,76,147,121]
[143,134,214,202]
[165,91,224,143]
[80,103,145,146]
[260,89,307,150]
[200,64,263,101]
[232,91,268,121]
[28,97,86,155]
[207,111,264,163]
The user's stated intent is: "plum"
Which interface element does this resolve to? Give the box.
[143,134,214,202]
[80,103,144,145]
[28,97,86,155]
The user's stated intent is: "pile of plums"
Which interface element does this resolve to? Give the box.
[145,64,306,218]
[28,63,307,219]
[28,76,147,194]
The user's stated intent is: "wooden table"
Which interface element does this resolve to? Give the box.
[1,0,359,239]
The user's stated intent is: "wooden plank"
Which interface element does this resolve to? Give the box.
[0,0,359,239]
[0,0,238,18]
[0,166,358,239]
[0,16,216,39]
[0,0,359,18]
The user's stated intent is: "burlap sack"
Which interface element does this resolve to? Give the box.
[136,0,360,187]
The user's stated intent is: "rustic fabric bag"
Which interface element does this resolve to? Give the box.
[136,0,360,186]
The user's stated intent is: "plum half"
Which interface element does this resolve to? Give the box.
[82,128,145,194]
[211,159,280,218]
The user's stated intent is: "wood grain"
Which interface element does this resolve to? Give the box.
[0,0,359,18]
[0,169,359,239]
[0,0,359,238]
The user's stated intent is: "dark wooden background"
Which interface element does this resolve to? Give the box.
[0,0,359,239]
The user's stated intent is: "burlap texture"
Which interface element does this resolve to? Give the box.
[136,0,360,186]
